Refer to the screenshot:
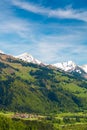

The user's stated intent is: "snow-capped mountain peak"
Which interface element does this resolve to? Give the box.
[0,50,87,76]
[52,61,87,76]
[53,61,76,72]
[15,52,42,65]
[0,50,4,54]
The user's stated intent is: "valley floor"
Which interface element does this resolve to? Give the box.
[0,111,87,130]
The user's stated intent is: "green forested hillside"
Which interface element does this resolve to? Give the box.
[0,53,87,114]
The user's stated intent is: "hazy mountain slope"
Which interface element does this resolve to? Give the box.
[81,65,87,73]
[0,53,87,113]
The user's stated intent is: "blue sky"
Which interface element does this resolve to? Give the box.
[0,0,87,65]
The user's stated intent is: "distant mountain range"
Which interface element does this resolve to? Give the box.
[15,52,87,75]
[0,50,87,78]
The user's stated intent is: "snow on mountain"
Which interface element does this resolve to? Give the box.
[52,61,87,76]
[0,50,87,75]
[0,50,4,54]
[15,52,42,65]
[52,61,76,72]
[80,65,87,73]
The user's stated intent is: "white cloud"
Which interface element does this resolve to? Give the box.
[35,32,87,64]
[12,0,87,22]
[37,42,87,64]
[0,15,39,41]
[0,0,87,65]
[49,8,87,22]
[12,0,49,14]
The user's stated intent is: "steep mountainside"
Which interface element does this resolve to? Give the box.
[0,53,87,114]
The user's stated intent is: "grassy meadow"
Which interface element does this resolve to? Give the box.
[0,111,87,130]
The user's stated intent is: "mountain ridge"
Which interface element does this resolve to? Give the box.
[0,50,87,76]
[15,52,87,74]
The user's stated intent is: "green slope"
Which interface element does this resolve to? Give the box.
[0,53,87,114]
